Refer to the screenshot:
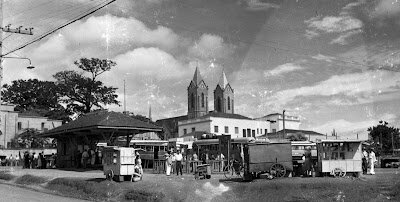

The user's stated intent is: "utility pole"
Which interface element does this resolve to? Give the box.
[0,0,34,102]
[283,110,286,140]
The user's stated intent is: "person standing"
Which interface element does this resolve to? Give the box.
[175,150,183,175]
[369,149,376,175]
[362,148,368,175]
[303,148,312,177]
[37,153,43,169]
[171,152,176,174]
[90,149,96,167]
[165,152,172,176]
[82,149,89,169]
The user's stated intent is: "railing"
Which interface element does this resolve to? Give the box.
[152,159,227,174]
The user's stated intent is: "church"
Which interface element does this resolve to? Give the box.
[156,67,270,139]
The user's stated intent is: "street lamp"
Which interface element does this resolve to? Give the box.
[1,56,35,69]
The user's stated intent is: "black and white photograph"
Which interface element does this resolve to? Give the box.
[0,0,400,201]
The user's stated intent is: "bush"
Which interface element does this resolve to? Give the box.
[124,189,165,202]
[47,178,121,200]
[0,171,16,181]
[15,174,47,185]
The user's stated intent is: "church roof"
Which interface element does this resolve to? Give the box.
[202,111,251,120]
[192,66,204,86]
[218,70,229,89]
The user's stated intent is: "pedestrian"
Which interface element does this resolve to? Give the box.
[29,152,34,169]
[38,153,43,169]
[369,149,376,175]
[135,152,143,175]
[24,151,29,169]
[175,150,183,175]
[171,151,176,174]
[165,152,172,176]
[41,152,47,169]
[90,149,96,167]
[132,164,142,182]
[10,154,15,166]
[218,152,225,172]
[33,152,38,168]
[362,148,368,174]
[75,150,82,168]
[82,149,89,169]
[303,147,312,177]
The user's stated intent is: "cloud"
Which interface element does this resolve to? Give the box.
[330,29,363,45]
[371,0,400,18]
[311,113,397,136]
[264,63,304,77]
[311,54,336,63]
[188,34,236,60]
[242,0,280,11]
[267,70,400,107]
[113,47,188,80]
[305,15,363,33]
[63,14,180,51]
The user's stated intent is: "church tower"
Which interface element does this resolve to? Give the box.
[187,66,209,119]
[214,70,234,114]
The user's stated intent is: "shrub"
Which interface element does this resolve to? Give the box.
[15,174,47,185]
[124,189,165,202]
[0,171,16,181]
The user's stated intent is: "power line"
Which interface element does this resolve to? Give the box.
[2,0,116,57]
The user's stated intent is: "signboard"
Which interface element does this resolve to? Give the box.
[218,135,231,159]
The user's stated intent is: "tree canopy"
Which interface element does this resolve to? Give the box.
[287,133,308,141]
[368,121,400,155]
[54,58,119,115]
[1,58,120,121]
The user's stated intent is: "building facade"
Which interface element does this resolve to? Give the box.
[0,104,63,148]
[256,113,300,133]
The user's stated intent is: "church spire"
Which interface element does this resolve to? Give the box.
[192,66,203,86]
[218,70,229,89]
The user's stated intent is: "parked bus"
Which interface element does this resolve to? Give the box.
[129,140,169,168]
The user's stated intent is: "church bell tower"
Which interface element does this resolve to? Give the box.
[214,70,234,114]
[187,66,208,119]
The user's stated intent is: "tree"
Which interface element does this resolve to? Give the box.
[10,128,54,148]
[287,133,308,141]
[368,121,400,155]
[53,58,120,115]
[1,79,71,122]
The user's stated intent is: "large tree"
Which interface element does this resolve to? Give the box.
[1,79,71,122]
[53,58,120,115]
[368,121,400,155]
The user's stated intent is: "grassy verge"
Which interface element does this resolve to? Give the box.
[15,174,47,185]
[47,178,122,201]
[124,189,165,202]
[0,171,16,181]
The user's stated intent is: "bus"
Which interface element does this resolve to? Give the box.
[129,140,169,168]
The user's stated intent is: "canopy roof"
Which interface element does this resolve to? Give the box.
[42,110,162,137]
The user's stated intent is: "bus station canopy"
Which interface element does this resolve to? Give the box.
[42,110,163,138]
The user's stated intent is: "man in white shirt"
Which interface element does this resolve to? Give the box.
[175,150,183,175]
[369,149,376,175]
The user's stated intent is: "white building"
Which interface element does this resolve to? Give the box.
[256,113,300,133]
[0,104,63,148]
[178,112,270,138]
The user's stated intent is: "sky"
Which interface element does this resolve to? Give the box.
[1,0,400,137]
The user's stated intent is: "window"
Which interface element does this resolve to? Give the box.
[201,93,205,107]
[184,129,187,135]
[41,122,45,130]
[192,127,195,132]
[257,128,259,134]
[225,126,229,133]
[247,129,251,137]
[252,130,255,137]
[227,96,231,110]
[17,122,22,130]
[235,127,239,134]
[191,93,195,108]
[217,97,221,111]
[265,129,268,134]
[214,126,219,133]
[242,129,246,137]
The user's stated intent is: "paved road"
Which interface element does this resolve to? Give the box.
[0,184,88,202]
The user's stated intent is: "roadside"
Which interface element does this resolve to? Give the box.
[0,167,399,202]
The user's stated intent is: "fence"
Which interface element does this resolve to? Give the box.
[152,159,227,174]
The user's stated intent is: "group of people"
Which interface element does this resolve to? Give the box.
[165,149,183,176]
[362,148,377,175]
[1,151,56,169]
[75,148,102,169]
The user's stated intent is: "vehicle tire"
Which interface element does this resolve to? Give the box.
[223,165,232,179]
[270,163,286,178]
[206,174,211,179]
[332,168,346,178]
[105,169,114,181]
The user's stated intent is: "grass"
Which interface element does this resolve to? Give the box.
[47,178,122,200]
[15,174,47,185]
[0,171,16,181]
[124,189,165,202]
